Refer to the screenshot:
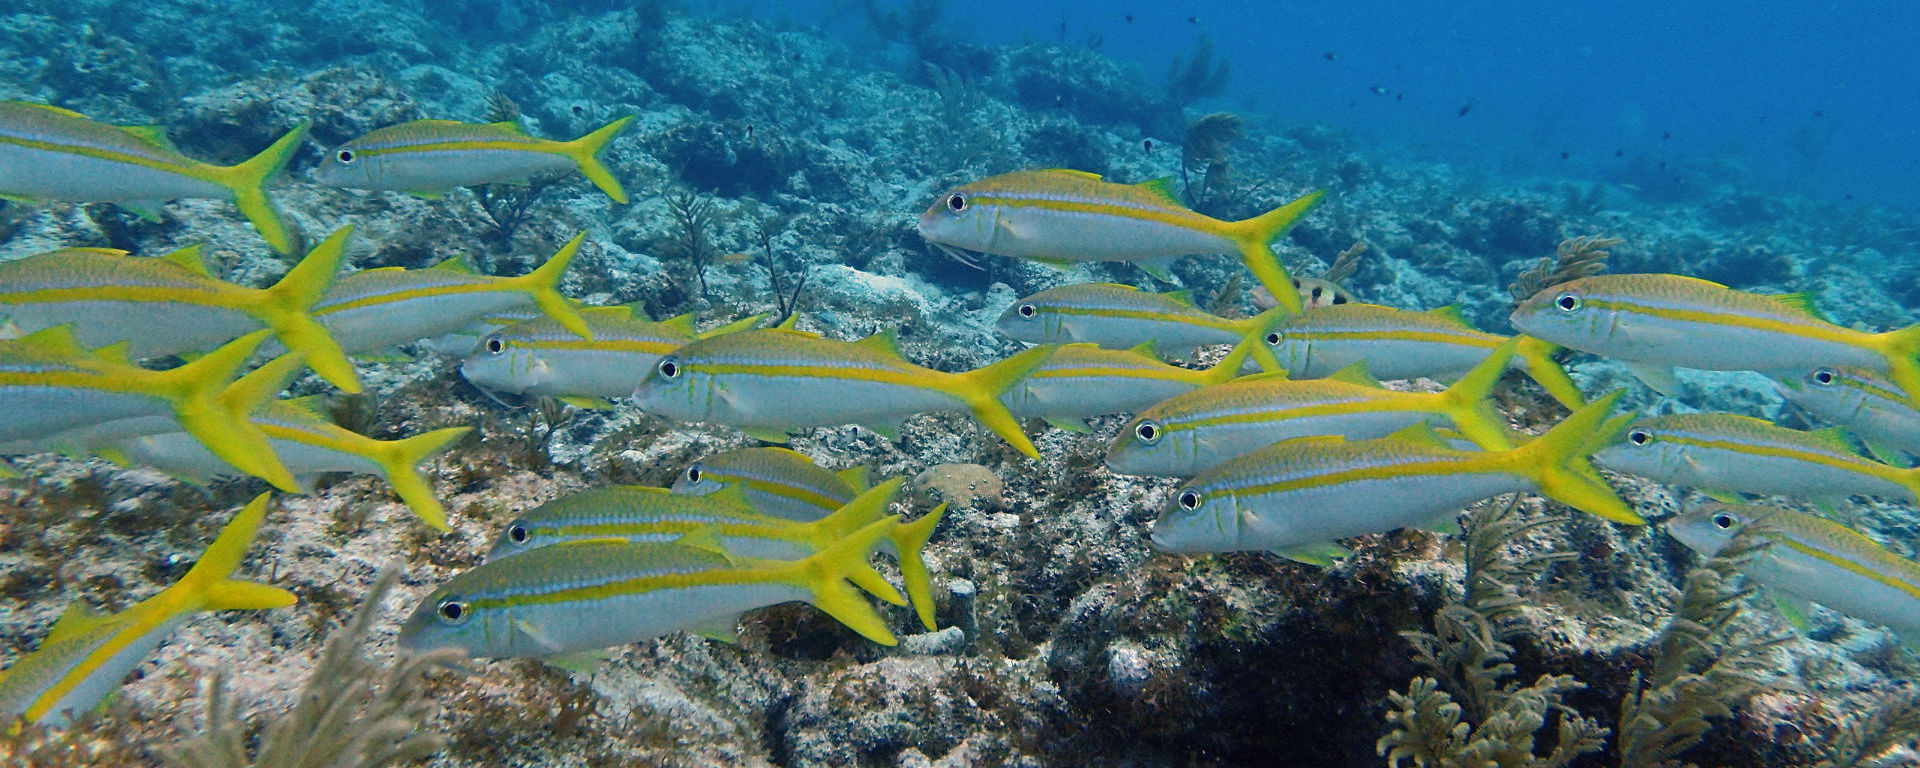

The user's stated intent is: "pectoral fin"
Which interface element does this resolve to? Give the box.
[1626,363,1683,397]
[1270,541,1351,567]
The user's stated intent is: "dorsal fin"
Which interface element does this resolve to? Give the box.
[580,305,632,321]
[1807,426,1862,456]
[656,313,698,335]
[58,247,131,257]
[1326,360,1382,388]
[92,340,133,366]
[700,313,769,339]
[834,465,871,491]
[487,120,531,136]
[1272,434,1347,448]
[1135,177,1182,207]
[1385,422,1450,448]
[673,526,734,561]
[14,324,88,355]
[776,313,801,330]
[854,328,901,355]
[1234,370,1292,383]
[121,125,180,152]
[1040,168,1105,181]
[1125,340,1160,358]
[429,256,475,274]
[1164,289,1195,307]
[1425,305,1476,329]
[159,244,214,278]
[1088,282,1141,291]
[10,101,88,119]
[706,484,755,509]
[1767,292,1832,323]
[44,602,115,644]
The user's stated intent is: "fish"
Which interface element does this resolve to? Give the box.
[1253,302,1586,409]
[671,446,870,522]
[1776,366,1920,465]
[1667,504,1920,641]
[1150,390,1641,562]
[308,232,593,354]
[0,101,309,253]
[1510,273,1920,406]
[631,328,1059,459]
[0,227,362,393]
[0,493,295,727]
[114,398,471,530]
[1590,412,1920,504]
[1282,276,1354,309]
[1108,339,1520,478]
[917,169,1324,311]
[994,282,1286,367]
[1002,337,1257,433]
[486,479,946,630]
[314,117,634,202]
[460,307,764,402]
[0,326,300,491]
[400,516,907,658]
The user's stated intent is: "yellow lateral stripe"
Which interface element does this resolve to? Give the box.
[1666,434,1891,477]
[1222,454,1504,498]
[317,281,506,315]
[969,194,1212,229]
[691,362,939,388]
[1182,396,1423,430]
[1041,304,1240,329]
[1033,365,1201,383]
[0,134,202,177]
[0,284,245,304]
[1778,536,1920,602]
[1589,298,1858,343]
[742,480,845,511]
[357,139,555,156]
[469,563,797,610]
[0,370,167,394]
[1289,329,1499,347]
[510,338,677,354]
[23,622,135,723]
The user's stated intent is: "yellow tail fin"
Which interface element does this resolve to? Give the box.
[516,232,593,341]
[1203,334,1261,385]
[793,516,902,646]
[1229,189,1325,314]
[1513,334,1586,409]
[373,426,471,531]
[953,345,1061,459]
[1438,340,1517,451]
[888,504,947,631]
[1510,389,1643,524]
[564,116,635,204]
[1874,324,1920,410]
[257,226,359,393]
[178,493,299,612]
[805,478,907,606]
[160,330,300,492]
[221,123,310,254]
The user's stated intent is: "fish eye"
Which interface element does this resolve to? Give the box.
[1332,294,1349,305]
[1265,331,1282,346]
[335,148,356,164]
[485,336,504,355]
[1017,303,1036,318]
[506,522,529,544]
[1178,490,1203,510]
[1627,429,1652,446]
[946,193,967,212]
[1812,368,1836,386]
[1554,293,1581,312]
[685,465,702,483]
[658,358,679,379]
[1135,421,1161,444]
[1711,512,1736,530]
[1291,277,1302,287]
[436,597,470,624]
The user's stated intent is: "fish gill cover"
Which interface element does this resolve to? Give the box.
[0,1,1917,767]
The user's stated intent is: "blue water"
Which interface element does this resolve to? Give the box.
[759,0,1920,209]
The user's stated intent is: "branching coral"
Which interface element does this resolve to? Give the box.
[755,217,809,325]
[1324,240,1369,285]
[472,92,561,247]
[1508,235,1622,305]
[1166,32,1231,108]
[661,189,722,299]
[166,570,463,768]
[1818,687,1920,768]
[926,63,996,170]
[1181,112,1243,210]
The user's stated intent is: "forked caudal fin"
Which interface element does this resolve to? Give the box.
[177,493,300,613]
[1228,189,1325,315]
[219,123,311,254]
[1438,339,1518,451]
[1508,389,1643,525]
[790,516,904,646]
[888,504,948,631]
[372,426,472,531]
[1874,324,1920,410]
[1513,335,1587,410]
[256,226,360,393]
[564,116,636,204]
[804,478,908,607]
[516,232,594,341]
[161,330,301,492]
[953,344,1061,460]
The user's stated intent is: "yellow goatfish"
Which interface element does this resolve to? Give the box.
[918,169,1324,312]
[0,227,361,392]
[315,117,633,202]
[0,493,295,728]
[0,101,308,252]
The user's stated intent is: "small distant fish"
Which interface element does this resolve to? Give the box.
[0,102,309,252]
[1457,103,1473,117]
[1252,303,1587,409]
[995,282,1286,366]
[1776,366,1920,466]
[1667,504,1920,641]
[1370,85,1388,95]
[0,494,294,727]
[116,395,470,530]
[1108,340,1519,478]
[631,328,1058,459]
[1592,412,1920,504]
[1510,274,1920,406]
[0,326,299,491]
[672,446,870,522]
[400,516,905,658]
[1150,390,1642,562]
[487,479,946,630]
[460,307,763,402]
[309,232,593,354]
[1323,51,1337,61]
[1002,337,1256,433]
[918,169,1325,311]
[314,117,634,203]
[0,227,362,393]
